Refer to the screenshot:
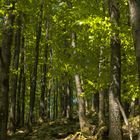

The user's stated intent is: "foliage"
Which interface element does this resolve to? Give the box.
[0,0,140,139]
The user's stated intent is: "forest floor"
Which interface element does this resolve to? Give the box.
[8,118,80,140]
[8,114,140,140]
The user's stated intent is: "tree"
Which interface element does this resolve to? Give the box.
[0,0,140,139]
[72,31,88,132]
[108,0,122,139]
[28,0,44,130]
[9,13,22,133]
[74,74,86,128]
[128,0,140,139]
[19,35,26,127]
[0,1,15,139]
[39,17,49,121]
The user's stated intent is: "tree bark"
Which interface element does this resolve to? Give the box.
[17,36,26,127]
[39,18,49,121]
[0,2,15,139]
[91,94,96,112]
[28,0,44,130]
[60,83,65,117]
[21,69,26,127]
[66,79,73,119]
[128,1,140,139]
[17,65,22,128]
[75,74,87,131]
[98,46,105,126]
[47,87,51,119]
[9,14,21,133]
[55,80,58,119]
[72,31,89,132]
[53,80,56,120]
[108,0,122,139]
[99,89,105,126]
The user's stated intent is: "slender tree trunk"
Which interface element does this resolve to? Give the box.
[129,100,136,117]
[64,84,67,117]
[98,46,105,126]
[69,80,73,118]
[98,0,107,127]
[108,0,122,139]
[99,89,105,126]
[55,80,58,119]
[28,0,44,130]
[47,88,51,119]
[60,81,67,117]
[9,14,21,133]
[60,84,64,117]
[66,81,70,119]
[0,2,15,139]
[53,82,56,120]
[21,70,26,127]
[128,1,140,139]
[66,79,73,119]
[46,41,53,120]
[94,92,99,113]
[91,94,96,112]
[72,32,89,132]
[56,92,58,119]
[17,67,22,128]
[85,99,89,115]
[16,35,25,128]
[39,18,49,121]
[19,36,26,127]
[75,74,87,131]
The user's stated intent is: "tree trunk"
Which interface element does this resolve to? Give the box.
[66,79,73,119]
[60,80,67,118]
[9,14,21,133]
[108,0,122,139]
[85,99,89,115]
[46,33,53,120]
[28,0,44,130]
[53,82,56,120]
[129,100,136,117]
[39,18,49,121]
[128,1,140,139]
[60,84,64,117]
[99,89,105,126]
[55,81,58,119]
[16,35,25,128]
[75,74,87,131]
[47,88,51,119]
[98,46,105,126]
[17,66,22,128]
[21,70,26,127]
[91,94,96,112]
[93,92,99,113]
[0,2,15,139]
[19,36,26,127]
[72,31,89,132]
